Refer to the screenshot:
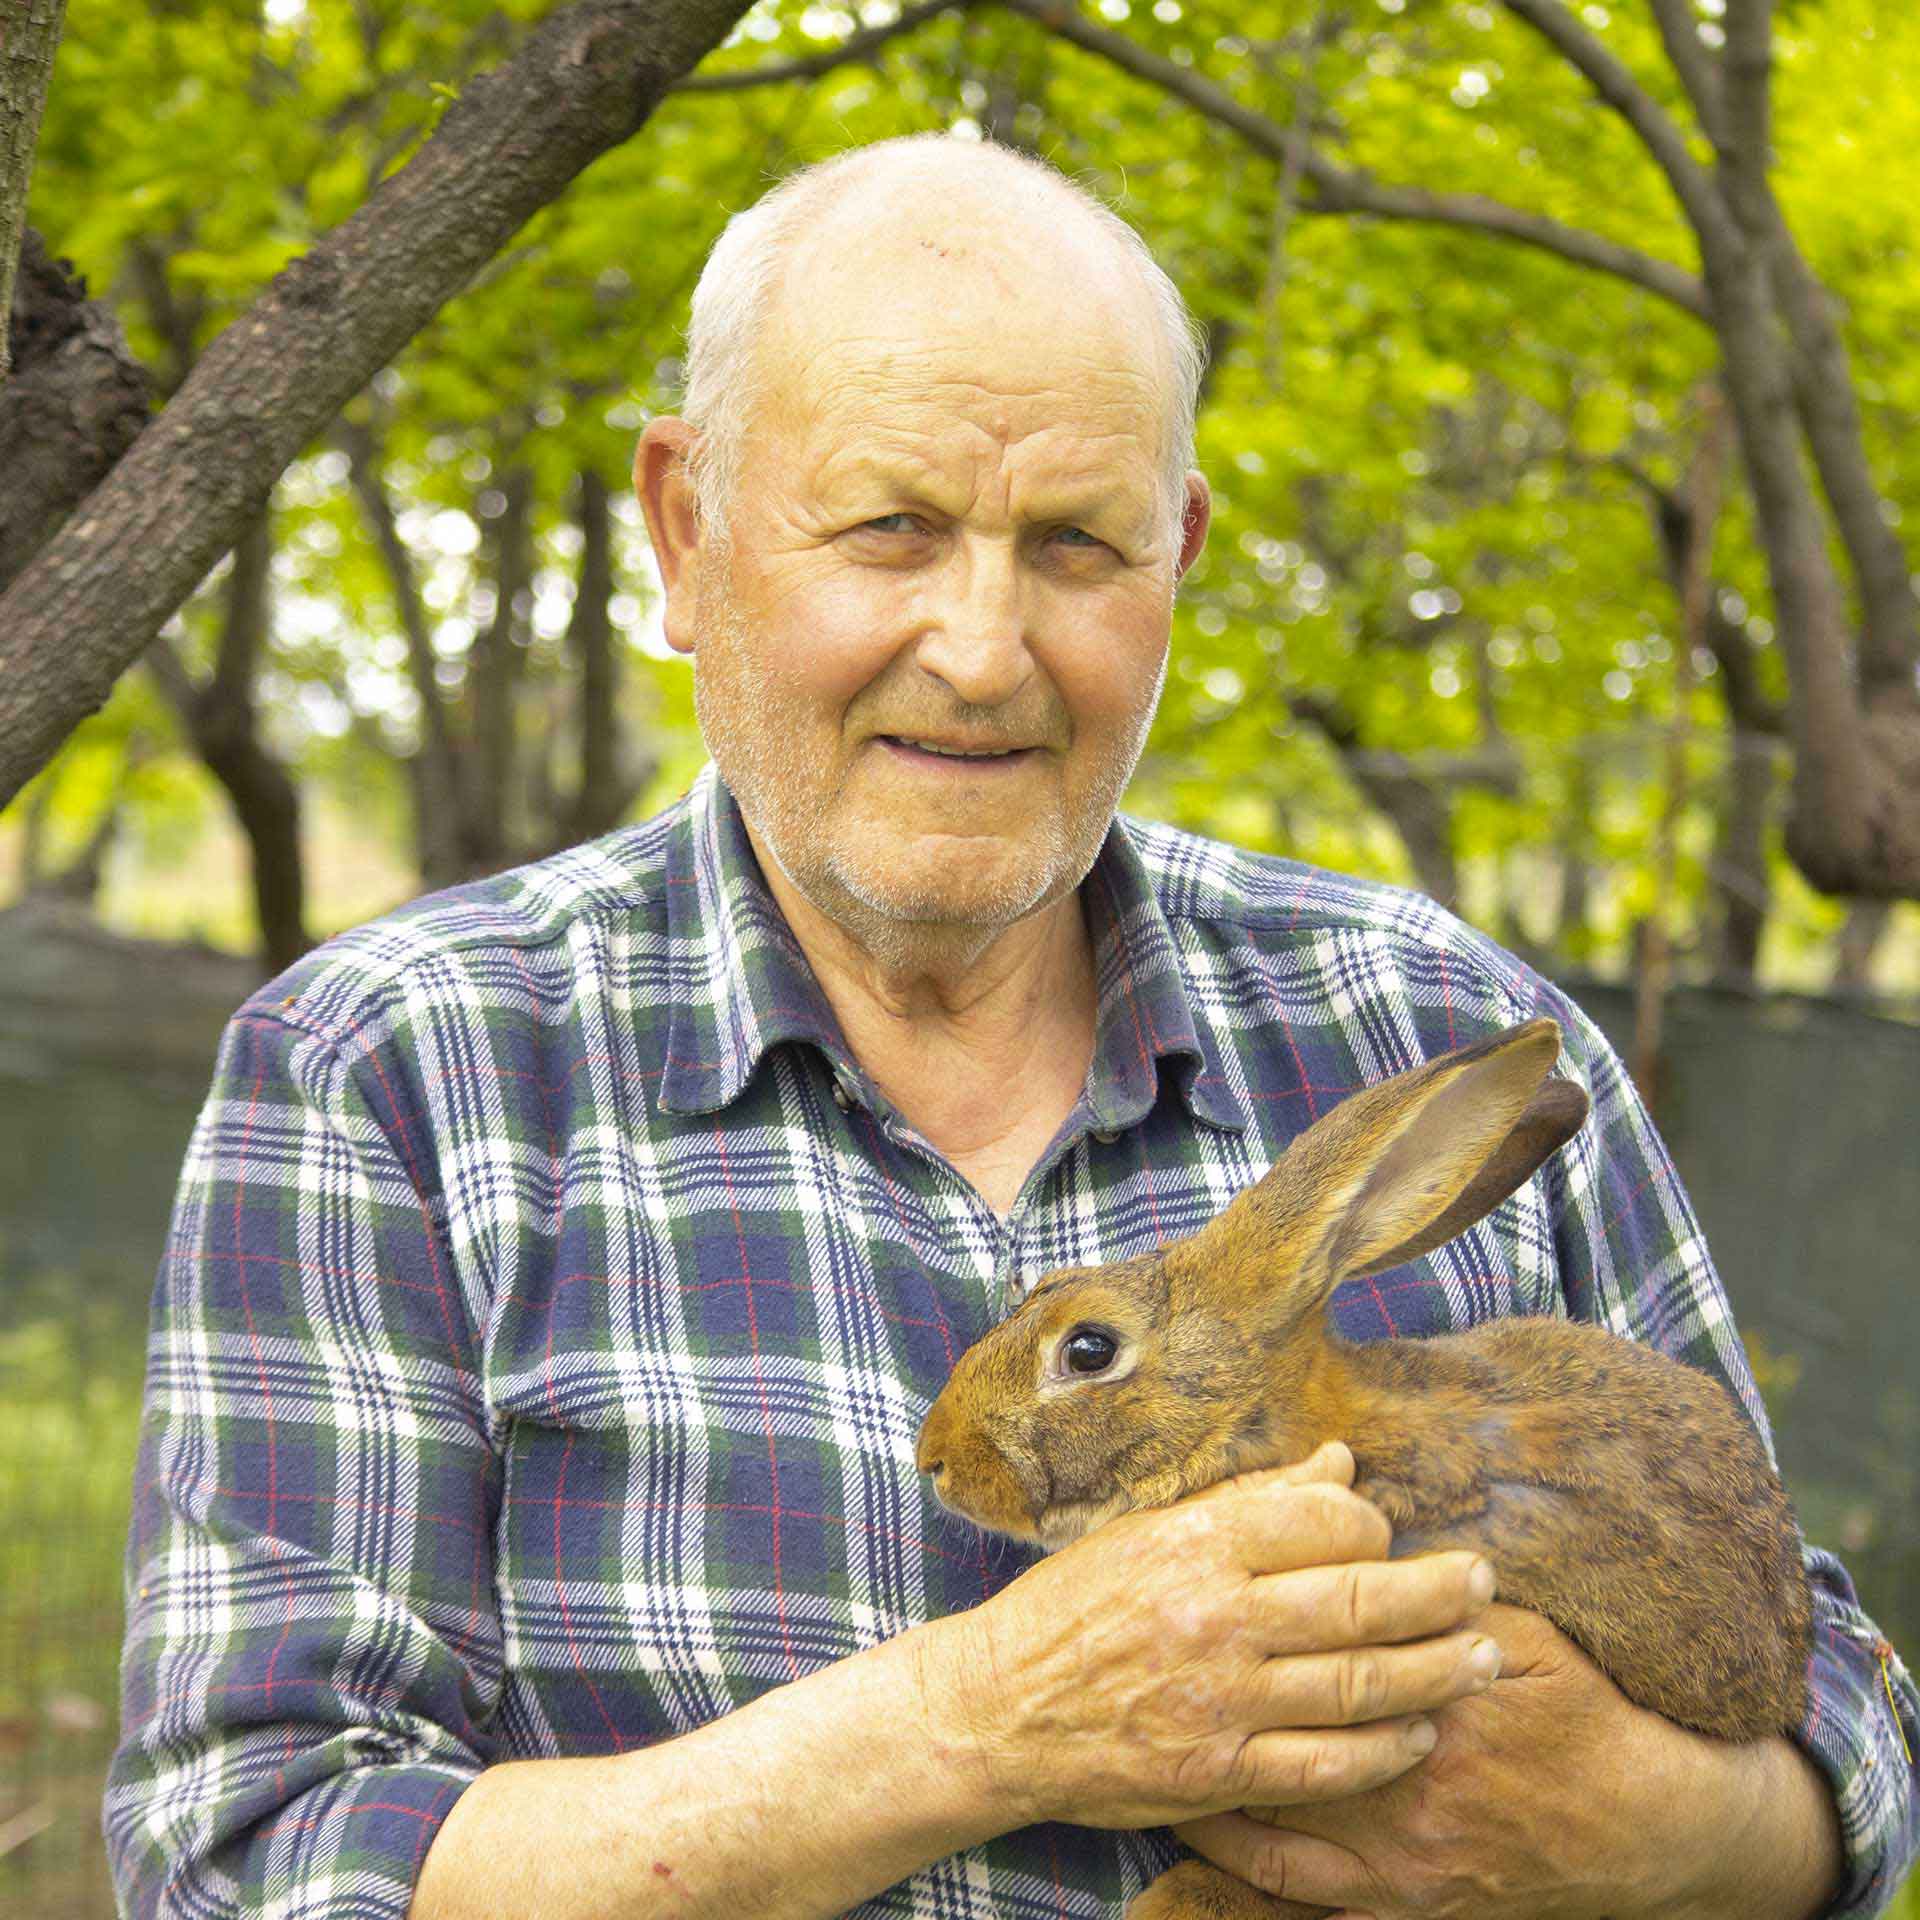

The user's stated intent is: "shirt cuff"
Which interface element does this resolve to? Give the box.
[1796,1565,1920,1918]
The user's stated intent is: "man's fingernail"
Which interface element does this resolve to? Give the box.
[1468,1559,1496,1605]
[1407,1719,1437,1754]
[1464,1638,1501,1686]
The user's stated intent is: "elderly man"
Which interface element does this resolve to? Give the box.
[108,134,1915,1920]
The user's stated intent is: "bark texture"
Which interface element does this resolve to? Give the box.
[0,0,752,807]
[0,231,148,591]
[0,0,68,385]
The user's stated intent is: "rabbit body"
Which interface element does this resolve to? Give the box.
[1312,1313,1809,1738]
[916,1021,1815,1920]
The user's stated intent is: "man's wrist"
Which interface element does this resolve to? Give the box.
[1663,1733,1843,1920]
[900,1607,1044,1836]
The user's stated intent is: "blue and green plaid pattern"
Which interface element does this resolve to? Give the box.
[106,763,1919,1918]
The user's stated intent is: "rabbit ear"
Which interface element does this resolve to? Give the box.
[1333,1057,1590,1278]
[1174,1019,1588,1315]
[1319,1018,1586,1282]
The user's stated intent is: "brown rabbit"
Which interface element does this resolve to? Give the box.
[915,1018,1812,1920]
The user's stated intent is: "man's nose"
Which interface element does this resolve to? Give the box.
[911,538,1035,708]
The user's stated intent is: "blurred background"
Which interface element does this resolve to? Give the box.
[2,0,1916,1910]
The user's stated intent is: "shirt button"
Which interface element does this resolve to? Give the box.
[1092,1126,1119,1146]
[831,1078,854,1111]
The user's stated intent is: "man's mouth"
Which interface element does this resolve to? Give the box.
[879,735,1036,768]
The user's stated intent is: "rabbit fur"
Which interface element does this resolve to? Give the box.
[915,1018,1812,1920]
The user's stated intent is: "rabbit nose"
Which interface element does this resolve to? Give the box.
[916,1403,950,1477]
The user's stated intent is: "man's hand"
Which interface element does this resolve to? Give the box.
[931,1444,1503,1834]
[1175,1603,1844,1920]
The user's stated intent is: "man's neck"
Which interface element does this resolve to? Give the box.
[743,821,1100,1215]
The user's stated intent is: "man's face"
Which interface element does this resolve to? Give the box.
[665,211,1209,944]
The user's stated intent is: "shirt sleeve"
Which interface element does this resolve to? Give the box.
[1536,985,1920,1919]
[105,999,503,1920]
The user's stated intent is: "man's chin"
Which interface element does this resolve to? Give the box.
[826,840,1073,930]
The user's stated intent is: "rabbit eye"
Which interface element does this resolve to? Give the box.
[1062,1327,1120,1375]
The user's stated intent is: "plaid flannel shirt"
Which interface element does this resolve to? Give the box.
[108,763,1919,1919]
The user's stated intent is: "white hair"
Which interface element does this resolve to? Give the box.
[677,133,1208,542]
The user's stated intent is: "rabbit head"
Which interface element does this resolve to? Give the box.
[915,1018,1590,1548]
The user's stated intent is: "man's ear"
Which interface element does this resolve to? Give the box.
[634,417,707,657]
[1174,470,1211,581]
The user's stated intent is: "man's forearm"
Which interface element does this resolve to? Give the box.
[409,1615,1010,1920]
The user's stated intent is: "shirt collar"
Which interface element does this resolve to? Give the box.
[1079,814,1250,1137]
[658,765,1248,1136]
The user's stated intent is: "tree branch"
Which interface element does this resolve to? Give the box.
[1497,0,1735,256]
[1288,690,1464,908]
[1645,0,1725,147]
[1769,237,1920,692]
[1298,175,1709,319]
[0,0,753,810]
[1719,0,1772,194]
[674,0,966,91]
[996,0,1710,320]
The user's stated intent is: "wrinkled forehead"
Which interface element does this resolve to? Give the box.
[751,185,1176,472]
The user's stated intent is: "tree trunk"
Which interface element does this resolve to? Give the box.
[1707,729,1774,989]
[16,735,145,908]
[147,519,311,975]
[1552,754,1595,962]
[340,415,473,886]
[0,0,68,387]
[1831,900,1891,997]
[0,0,754,807]
[565,466,628,843]
[1636,459,1787,988]
[469,468,533,871]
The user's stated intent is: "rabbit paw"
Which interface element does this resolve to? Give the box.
[1126,1860,1329,1920]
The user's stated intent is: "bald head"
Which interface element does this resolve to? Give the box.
[678,135,1205,539]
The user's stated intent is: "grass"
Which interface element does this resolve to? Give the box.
[0,1297,145,1918]
[3,1287,1917,1918]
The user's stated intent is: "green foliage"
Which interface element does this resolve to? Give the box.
[11,0,1920,986]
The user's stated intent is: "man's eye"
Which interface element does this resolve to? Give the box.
[1052,526,1105,550]
[862,513,922,535]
